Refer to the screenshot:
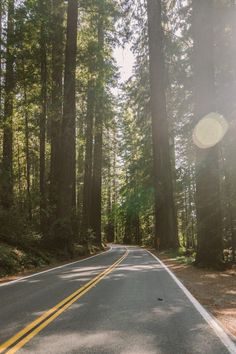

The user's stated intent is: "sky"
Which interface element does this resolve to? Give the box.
[113,43,135,84]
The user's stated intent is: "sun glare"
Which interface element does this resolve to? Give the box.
[193,112,228,149]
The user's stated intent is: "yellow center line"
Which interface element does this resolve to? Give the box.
[0,249,128,354]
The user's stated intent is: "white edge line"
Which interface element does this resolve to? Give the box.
[146,249,236,354]
[0,245,113,288]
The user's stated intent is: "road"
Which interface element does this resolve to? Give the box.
[0,245,235,354]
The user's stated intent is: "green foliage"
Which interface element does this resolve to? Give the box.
[116,0,154,245]
[0,242,50,276]
[0,208,36,248]
[0,243,20,275]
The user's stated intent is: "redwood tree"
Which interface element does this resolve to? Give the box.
[58,0,78,252]
[192,0,223,267]
[39,0,48,231]
[1,0,15,210]
[50,0,64,219]
[147,0,178,249]
[91,6,105,247]
[81,79,95,241]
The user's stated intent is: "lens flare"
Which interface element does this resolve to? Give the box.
[193,112,228,149]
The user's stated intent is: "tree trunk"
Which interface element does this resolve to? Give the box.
[91,13,104,247]
[39,13,47,232]
[192,0,223,268]
[134,215,141,245]
[22,64,32,221]
[226,0,236,260]
[1,0,14,210]
[111,134,117,243]
[50,0,64,218]
[16,135,22,206]
[59,0,78,252]
[0,2,3,119]
[106,142,115,243]
[81,80,95,242]
[147,0,178,249]
[76,101,85,239]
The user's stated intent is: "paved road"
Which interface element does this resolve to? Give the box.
[0,245,235,354]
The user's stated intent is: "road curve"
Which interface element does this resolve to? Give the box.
[0,245,235,354]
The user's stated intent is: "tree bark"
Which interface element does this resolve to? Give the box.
[59,0,78,251]
[21,63,32,221]
[16,135,22,205]
[147,0,178,249]
[0,2,2,119]
[50,0,64,218]
[76,107,85,240]
[106,139,115,243]
[192,0,223,267]
[39,8,47,232]
[226,0,236,259]
[81,80,95,241]
[1,0,14,210]
[91,12,104,247]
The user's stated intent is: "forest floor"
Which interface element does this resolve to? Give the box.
[153,250,236,338]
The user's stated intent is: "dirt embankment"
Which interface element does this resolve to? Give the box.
[0,243,107,284]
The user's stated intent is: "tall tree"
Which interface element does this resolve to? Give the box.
[1,0,15,210]
[222,1,236,260]
[0,1,3,119]
[39,0,48,231]
[91,6,105,247]
[192,0,223,267]
[22,63,32,220]
[50,0,64,219]
[81,79,95,241]
[59,0,78,251]
[147,0,178,249]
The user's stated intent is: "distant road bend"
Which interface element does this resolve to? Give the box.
[0,245,235,354]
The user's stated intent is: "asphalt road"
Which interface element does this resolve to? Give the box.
[0,245,235,354]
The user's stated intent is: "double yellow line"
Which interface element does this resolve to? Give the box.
[0,249,128,354]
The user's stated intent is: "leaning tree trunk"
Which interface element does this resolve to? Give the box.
[59,0,78,252]
[147,0,178,249]
[192,0,223,268]
[1,0,14,210]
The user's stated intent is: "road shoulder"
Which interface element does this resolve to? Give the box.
[148,249,236,340]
